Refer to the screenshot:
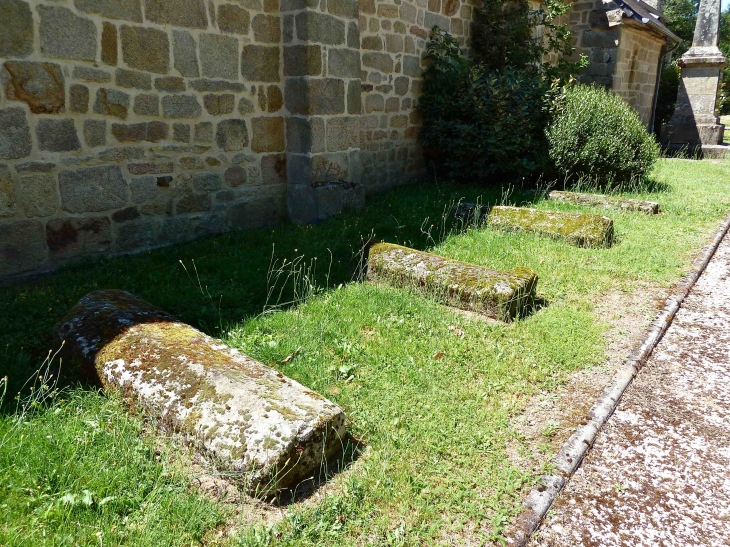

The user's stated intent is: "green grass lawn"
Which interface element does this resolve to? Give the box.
[2,158,730,546]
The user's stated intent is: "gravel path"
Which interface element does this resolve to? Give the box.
[530,233,730,547]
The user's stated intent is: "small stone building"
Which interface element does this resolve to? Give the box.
[567,0,681,127]
[0,0,675,281]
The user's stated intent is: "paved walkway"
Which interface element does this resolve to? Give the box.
[530,232,730,547]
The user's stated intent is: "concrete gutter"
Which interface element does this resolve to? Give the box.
[506,210,730,546]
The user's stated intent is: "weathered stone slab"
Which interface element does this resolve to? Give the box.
[487,206,614,248]
[145,0,208,28]
[55,290,347,495]
[0,219,47,276]
[547,191,660,215]
[59,166,128,213]
[367,243,538,321]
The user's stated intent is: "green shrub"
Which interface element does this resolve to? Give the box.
[546,85,660,184]
[418,29,553,180]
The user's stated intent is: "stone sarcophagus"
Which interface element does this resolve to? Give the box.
[55,290,347,496]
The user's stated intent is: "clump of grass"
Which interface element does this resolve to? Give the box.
[0,365,223,546]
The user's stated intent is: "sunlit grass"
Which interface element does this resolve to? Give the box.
[1,158,729,545]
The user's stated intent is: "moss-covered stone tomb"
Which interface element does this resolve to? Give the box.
[54,290,346,496]
[367,243,538,321]
[548,191,660,215]
[487,206,615,248]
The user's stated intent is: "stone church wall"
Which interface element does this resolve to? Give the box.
[0,0,478,281]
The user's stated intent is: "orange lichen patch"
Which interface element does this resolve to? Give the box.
[54,290,347,497]
[367,243,538,321]
[487,206,615,248]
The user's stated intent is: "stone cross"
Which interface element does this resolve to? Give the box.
[661,0,728,153]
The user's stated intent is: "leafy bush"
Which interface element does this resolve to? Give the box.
[418,0,582,183]
[418,29,553,180]
[546,85,660,184]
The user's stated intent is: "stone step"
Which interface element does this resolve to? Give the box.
[547,190,660,214]
[487,206,614,248]
[367,243,538,321]
[54,290,346,497]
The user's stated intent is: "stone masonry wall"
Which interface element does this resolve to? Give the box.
[0,0,290,279]
[612,24,664,125]
[567,0,666,125]
[0,0,481,280]
[358,0,477,191]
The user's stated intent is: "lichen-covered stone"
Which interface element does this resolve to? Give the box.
[162,95,202,119]
[487,206,615,248]
[547,191,660,215]
[367,243,537,321]
[94,88,130,119]
[116,68,152,90]
[251,117,285,153]
[84,120,107,148]
[4,61,65,114]
[241,45,280,82]
[54,290,347,495]
[218,4,250,34]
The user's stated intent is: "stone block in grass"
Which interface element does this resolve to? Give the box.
[54,290,346,497]
[487,206,614,248]
[548,190,660,214]
[367,243,538,321]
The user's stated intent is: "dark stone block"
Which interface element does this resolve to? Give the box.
[155,77,186,93]
[145,0,208,28]
[84,120,107,148]
[241,45,280,82]
[295,12,345,45]
[200,34,240,80]
[0,0,34,58]
[120,25,170,74]
[101,22,118,66]
[116,68,152,90]
[112,206,141,223]
[193,173,222,191]
[283,45,322,77]
[38,119,81,152]
[261,153,287,185]
[177,193,211,213]
[59,165,128,213]
[285,78,345,115]
[0,220,48,275]
[190,79,247,92]
[216,119,249,151]
[224,166,247,187]
[162,95,202,118]
[115,220,159,251]
[218,4,251,34]
[74,0,142,22]
[70,84,90,114]
[203,94,235,115]
[0,107,33,160]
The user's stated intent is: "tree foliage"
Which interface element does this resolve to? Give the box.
[418,0,583,182]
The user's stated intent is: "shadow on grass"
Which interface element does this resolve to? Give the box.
[0,180,546,405]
